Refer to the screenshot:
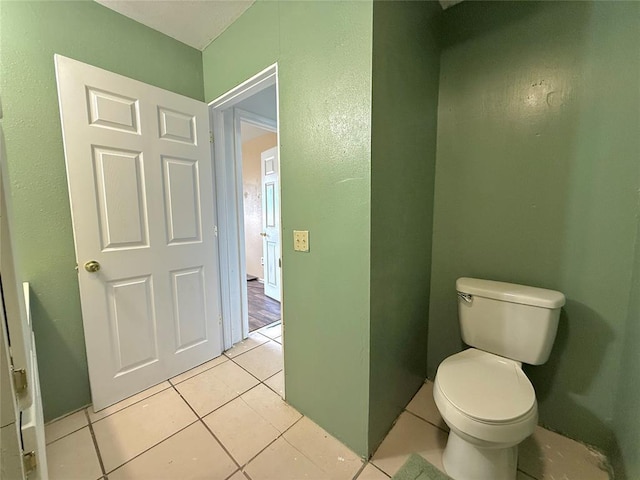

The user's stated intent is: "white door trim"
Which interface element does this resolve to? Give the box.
[209,64,281,350]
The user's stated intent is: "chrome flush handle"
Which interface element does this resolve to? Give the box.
[457,292,473,303]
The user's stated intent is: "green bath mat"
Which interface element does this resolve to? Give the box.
[391,454,453,480]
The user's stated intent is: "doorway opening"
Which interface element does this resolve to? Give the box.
[238,118,281,332]
[210,65,282,350]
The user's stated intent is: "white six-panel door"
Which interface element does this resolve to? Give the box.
[261,147,281,302]
[55,55,222,410]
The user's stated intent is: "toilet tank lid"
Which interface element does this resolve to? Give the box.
[457,278,565,309]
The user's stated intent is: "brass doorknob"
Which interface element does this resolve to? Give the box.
[84,260,101,273]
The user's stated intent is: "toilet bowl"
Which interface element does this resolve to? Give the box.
[433,278,565,480]
[434,348,538,480]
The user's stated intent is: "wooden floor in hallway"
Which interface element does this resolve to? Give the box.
[247,279,280,332]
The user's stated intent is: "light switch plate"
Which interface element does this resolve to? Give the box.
[293,230,309,252]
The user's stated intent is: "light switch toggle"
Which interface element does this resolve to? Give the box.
[293,230,309,252]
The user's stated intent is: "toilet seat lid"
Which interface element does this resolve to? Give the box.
[437,349,536,423]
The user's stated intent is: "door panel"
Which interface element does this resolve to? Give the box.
[162,157,202,244]
[93,147,149,249]
[171,266,207,352]
[107,276,158,375]
[158,107,196,144]
[88,87,140,133]
[56,55,222,410]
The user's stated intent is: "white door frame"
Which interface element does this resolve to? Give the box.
[209,64,281,350]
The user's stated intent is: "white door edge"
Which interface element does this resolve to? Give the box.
[209,64,282,351]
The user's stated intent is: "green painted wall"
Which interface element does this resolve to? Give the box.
[428,0,640,468]
[0,0,204,421]
[4,0,637,467]
[369,0,440,451]
[203,1,373,456]
[613,213,640,479]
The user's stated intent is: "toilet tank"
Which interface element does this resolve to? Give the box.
[457,278,565,365]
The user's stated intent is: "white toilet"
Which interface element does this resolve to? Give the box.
[433,277,565,480]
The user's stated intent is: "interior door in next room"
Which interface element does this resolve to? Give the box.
[261,146,281,302]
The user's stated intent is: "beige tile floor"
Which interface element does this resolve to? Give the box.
[46,327,611,480]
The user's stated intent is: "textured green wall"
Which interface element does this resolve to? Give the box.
[0,0,204,420]
[369,0,440,451]
[613,213,640,479]
[203,1,373,456]
[428,0,640,466]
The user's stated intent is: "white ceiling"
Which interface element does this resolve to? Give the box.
[96,0,462,52]
[95,0,255,50]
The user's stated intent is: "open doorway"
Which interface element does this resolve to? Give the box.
[209,65,282,351]
[238,118,281,331]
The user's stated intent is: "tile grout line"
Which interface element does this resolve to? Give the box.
[176,367,295,469]
[44,404,91,426]
[227,334,278,359]
[228,347,282,385]
[222,330,272,359]
[279,427,364,478]
[236,384,294,434]
[84,350,262,426]
[262,373,284,397]
[88,383,172,424]
[169,358,230,386]
[172,326,275,386]
[516,469,538,480]
[173,362,298,478]
[88,333,276,428]
[102,419,201,475]
[170,383,244,475]
[173,367,266,419]
[91,379,220,475]
[84,409,107,477]
[369,462,391,478]
[73,327,283,479]
[44,424,86,447]
[243,468,255,480]
[351,460,368,480]
[239,414,305,474]
[404,408,449,434]
[217,342,307,477]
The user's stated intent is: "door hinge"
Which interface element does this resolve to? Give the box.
[218,316,222,325]
[209,131,214,144]
[213,225,218,237]
[23,451,37,474]
[279,258,282,268]
[12,368,27,394]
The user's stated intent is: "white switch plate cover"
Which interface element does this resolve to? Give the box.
[293,230,309,252]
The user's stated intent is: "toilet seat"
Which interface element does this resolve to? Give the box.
[434,348,538,445]
[437,348,536,424]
